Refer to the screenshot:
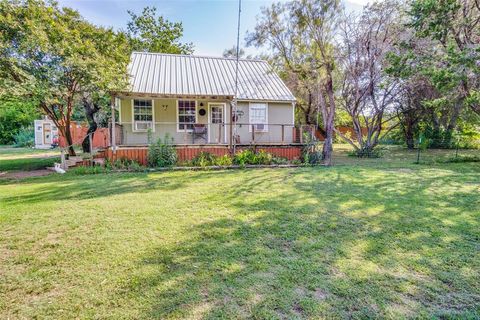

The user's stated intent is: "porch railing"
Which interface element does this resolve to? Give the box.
[115,122,316,146]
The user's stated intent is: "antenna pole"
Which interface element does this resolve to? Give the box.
[232,0,242,154]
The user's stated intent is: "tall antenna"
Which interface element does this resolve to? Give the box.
[232,0,242,153]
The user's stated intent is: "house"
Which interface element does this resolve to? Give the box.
[107,52,305,163]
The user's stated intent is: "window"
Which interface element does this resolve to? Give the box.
[178,100,196,131]
[249,103,268,132]
[133,99,153,131]
[211,105,223,124]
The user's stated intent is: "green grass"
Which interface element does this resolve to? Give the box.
[0,146,60,172]
[1,151,479,319]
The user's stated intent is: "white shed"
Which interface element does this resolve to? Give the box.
[34,118,59,149]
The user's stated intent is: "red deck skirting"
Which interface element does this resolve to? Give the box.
[105,145,302,165]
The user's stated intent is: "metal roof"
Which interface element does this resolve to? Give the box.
[126,52,296,102]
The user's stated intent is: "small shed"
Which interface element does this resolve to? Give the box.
[34,117,59,149]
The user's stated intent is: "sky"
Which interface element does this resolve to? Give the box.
[57,0,370,57]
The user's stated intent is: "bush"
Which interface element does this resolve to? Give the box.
[272,156,289,165]
[190,152,234,167]
[214,154,233,166]
[147,134,178,167]
[14,127,34,147]
[233,149,274,166]
[191,151,217,167]
[302,140,322,164]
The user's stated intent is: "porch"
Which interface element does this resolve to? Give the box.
[114,122,313,146]
[104,144,304,165]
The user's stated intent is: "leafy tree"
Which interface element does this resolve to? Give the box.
[337,0,402,155]
[248,0,342,165]
[406,0,480,144]
[0,97,39,144]
[223,46,246,58]
[127,6,193,54]
[0,0,130,155]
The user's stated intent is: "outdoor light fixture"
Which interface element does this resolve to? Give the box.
[162,104,168,111]
[199,102,204,107]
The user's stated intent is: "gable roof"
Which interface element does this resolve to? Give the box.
[126,52,296,102]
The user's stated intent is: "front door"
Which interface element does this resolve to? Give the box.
[209,103,225,143]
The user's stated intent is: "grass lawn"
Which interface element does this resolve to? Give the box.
[0,146,60,172]
[0,147,479,319]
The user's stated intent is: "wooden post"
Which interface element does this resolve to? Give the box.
[184,125,187,144]
[251,124,255,144]
[218,123,222,144]
[111,96,116,154]
[281,125,285,144]
[229,103,233,149]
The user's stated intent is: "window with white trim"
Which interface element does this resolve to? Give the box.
[133,99,153,131]
[178,100,196,131]
[249,103,268,132]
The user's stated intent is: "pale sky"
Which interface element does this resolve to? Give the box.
[56,0,370,56]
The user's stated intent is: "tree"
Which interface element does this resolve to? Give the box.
[223,46,246,58]
[406,0,480,144]
[336,1,402,155]
[0,0,129,155]
[248,0,342,165]
[127,6,193,54]
[0,97,39,144]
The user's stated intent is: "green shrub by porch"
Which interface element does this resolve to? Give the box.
[147,134,177,167]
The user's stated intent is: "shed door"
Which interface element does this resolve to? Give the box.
[35,120,43,145]
[43,123,52,144]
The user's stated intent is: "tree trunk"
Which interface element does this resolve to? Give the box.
[321,72,336,166]
[81,99,100,153]
[322,121,333,165]
[63,121,76,156]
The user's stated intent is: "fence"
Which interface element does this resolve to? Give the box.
[115,122,316,146]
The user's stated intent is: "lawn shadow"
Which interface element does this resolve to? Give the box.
[0,170,230,205]
[131,166,479,319]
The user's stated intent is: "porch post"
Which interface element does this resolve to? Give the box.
[111,95,116,154]
[229,101,233,150]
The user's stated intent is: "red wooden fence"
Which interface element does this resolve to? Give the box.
[59,122,110,149]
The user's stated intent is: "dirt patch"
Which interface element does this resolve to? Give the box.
[0,169,53,180]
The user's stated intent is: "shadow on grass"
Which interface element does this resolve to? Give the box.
[130,167,479,319]
[0,170,233,205]
[0,156,59,172]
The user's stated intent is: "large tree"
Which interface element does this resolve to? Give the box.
[336,0,402,155]
[127,6,193,54]
[0,0,129,155]
[405,0,480,145]
[248,0,342,165]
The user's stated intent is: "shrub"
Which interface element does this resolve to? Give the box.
[14,127,34,147]
[214,154,233,166]
[302,140,322,164]
[110,158,145,171]
[191,151,217,167]
[233,149,274,166]
[147,134,178,167]
[190,152,234,167]
[272,156,289,165]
